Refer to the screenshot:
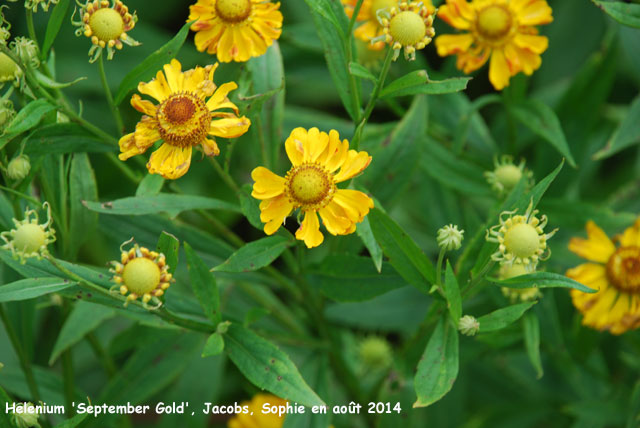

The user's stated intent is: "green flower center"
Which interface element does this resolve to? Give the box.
[607,246,640,294]
[476,5,512,41]
[89,8,125,42]
[389,11,426,46]
[0,53,20,82]
[371,0,397,18]
[122,257,161,296]
[13,224,46,253]
[215,0,252,23]
[494,164,522,191]
[504,223,540,258]
[286,164,334,207]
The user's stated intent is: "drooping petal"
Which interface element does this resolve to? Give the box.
[333,150,372,183]
[332,189,374,224]
[130,94,157,116]
[617,218,640,247]
[200,138,220,156]
[319,201,353,235]
[435,33,474,56]
[118,117,160,160]
[569,220,616,263]
[513,33,549,54]
[193,24,225,54]
[252,167,286,199]
[295,210,324,248]
[438,0,473,30]
[147,143,193,179]
[209,116,251,138]
[456,46,490,73]
[488,48,511,91]
[565,263,608,292]
[259,194,293,235]
[511,0,553,26]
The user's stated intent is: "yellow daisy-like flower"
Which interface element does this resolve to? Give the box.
[567,219,640,335]
[110,241,173,308]
[378,1,436,61]
[1,202,56,264]
[73,0,139,62]
[486,200,557,270]
[435,0,553,90]
[119,59,251,179]
[228,394,287,428]
[188,0,283,63]
[251,127,374,249]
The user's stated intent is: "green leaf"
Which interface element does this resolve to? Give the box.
[509,100,576,167]
[478,302,537,332]
[0,277,76,302]
[156,231,179,275]
[184,242,221,324]
[303,0,359,120]
[310,254,405,302]
[593,95,640,159]
[369,208,435,293]
[490,271,597,293]
[42,0,71,55]
[414,316,459,407]
[380,70,470,98]
[83,193,240,218]
[239,184,263,230]
[522,312,543,379]
[22,123,113,156]
[136,173,165,196]
[225,323,325,407]
[0,99,56,145]
[49,301,115,365]
[0,385,14,427]
[349,62,377,82]
[114,21,192,105]
[443,262,462,325]
[213,236,292,273]
[355,216,383,272]
[69,153,98,258]
[35,70,86,89]
[53,414,89,428]
[593,0,640,28]
[202,332,225,357]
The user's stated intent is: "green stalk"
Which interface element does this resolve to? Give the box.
[61,351,75,415]
[254,115,271,169]
[25,10,39,49]
[209,156,240,194]
[345,0,365,123]
[97,53,124,135]
[86,333,117,377]
[0,305,41,403]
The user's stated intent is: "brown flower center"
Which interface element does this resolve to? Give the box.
[215,0,252,23]
[476,5,512,42]
[607,246,640,294]
[156,93,211,147]
[285,163,335,208]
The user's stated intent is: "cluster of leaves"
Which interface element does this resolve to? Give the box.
[1,1,640,428]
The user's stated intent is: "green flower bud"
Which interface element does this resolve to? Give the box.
[0,98,15,129]
[10,37,40,68]
[437,224,464,251]
[358,336,392,370]
[7,155,31,181]
[458,315,479,336]
[0,52,21,84]
[11,402,41,428]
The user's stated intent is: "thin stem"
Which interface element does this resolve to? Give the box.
[435,248,446,287]
[347,0,365,36]
[224,138,237,174]
[25,10,39,49]
[0,305,41,403]
[209,156,240,194]
[61,351,75,415]
[352,48,394,150]
[345,0,365,123]
[254,115,271,169]
[97,53,124,135]
[86,333,117,377]
[462,260,496,298]
[106,152,142,184]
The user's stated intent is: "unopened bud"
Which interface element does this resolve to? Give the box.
[11,402,41,428]
[11,37,40,68]
[359,336,392,370]
[458,315,479,336]
[437,224,464,251]
[7,155,31,180]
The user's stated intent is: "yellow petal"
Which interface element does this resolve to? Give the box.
[438,0,473,30]
[206,82,239,112]
[303,128,329,163]
[566,263,608,292]
[147,143,192,180]
[504,44,542,75]
[332,189,374,223]
[581,286,618,329]
[569,220,616,263]
[130,94,157,116]
[138,69,172,102]
[513,33,549,54]
[118,117,160,160]
[259,194,293,235]
[201,138,220,156]
[617,218,640,247]
[285,127,306,166]
[321,130,350,173]
[354,21,379,43]
[296,210,324,248]
[209,116,251,139]
[163,59,184,93]
[252,166,286,199]
[319,202,353,235]
[193,24,225,54]
[333,150,372,183]
[511,0,553,26]
[488,49,512,91]
[435,33,474,57]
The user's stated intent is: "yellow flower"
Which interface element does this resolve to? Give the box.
[567,219,640,335]
[251,127,374,249]
[188,0,283,63]
[435,0,553,90]
[228,394,287,428]
[486,200,557,270]
[379,1,436,60]
[342,0,403,50]
[73,0,139,62]
[110,241,173,308]
[119,59,251,179]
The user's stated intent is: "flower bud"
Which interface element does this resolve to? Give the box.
[437,224,464,251]
[25,0,60,13]
[358,336,392,370]
[485,155,532,196]
[0,98,15,130]
[458,315,479,336]
[7,155,31,181]
[11,37,40,68]
[0,52,21,84]
[11,402,41,428]
[499,262,541,302]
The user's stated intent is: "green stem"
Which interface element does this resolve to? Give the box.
[0,305,41,403]
[45,255,215,333]
[61,350,75,415]
[435,248,446,287]
[352,48,394,150]
[254,115,271,169]
[462,260,496,298]
[106,153,142,184]
[224,138,237,174]
[236,282,306,335]
[86,333,117,377]
[97,53,124,134]
[209,156,240,194]
[25,10,39,49]
[345,0,365,123]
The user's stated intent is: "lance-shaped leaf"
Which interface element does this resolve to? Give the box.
[489,271,596,293]
[478,301,537,332]
[83,194,240,218]
[213,236,293,273]
[185,242,221,324]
